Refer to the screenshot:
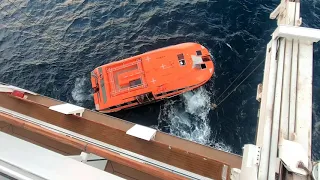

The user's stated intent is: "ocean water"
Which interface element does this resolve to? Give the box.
[0,0,319,159]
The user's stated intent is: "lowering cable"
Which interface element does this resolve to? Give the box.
[214,55,262,103]
[212,59,265,110]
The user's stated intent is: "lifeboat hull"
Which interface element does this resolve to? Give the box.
[91,42,214,113]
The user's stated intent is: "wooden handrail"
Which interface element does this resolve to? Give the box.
[0,93,231,180]
[0,112,187,180]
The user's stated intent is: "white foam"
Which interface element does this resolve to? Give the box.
[183,88,211,121]
[157,87,233,153]
[62,0,83,6]
[71,77,91,103]
[213,142,233,153]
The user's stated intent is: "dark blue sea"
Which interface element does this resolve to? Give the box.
[0,0,319,159]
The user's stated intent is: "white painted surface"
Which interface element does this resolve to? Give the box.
[0,159,44,180]
[239,145,259,180]
[280,39,292,140]
[49,103,85,116]
[256,84,262,102]
[296,43,313,161]
[258,38,278,180]
[277,0,296,142]
[230,168,241,180]
[256,41,272,144]
[253,1,316,179]
[270,2,285,19]
[278,138,308,175]
[268,38,286,180]
[191,55,203,66]
[312,162,320,180]
[126,124,157,141]
[0,84,37,95]
[289,40,299,141]
[273,25,320,43]
[0,132,123,180]
[69,152,108,170]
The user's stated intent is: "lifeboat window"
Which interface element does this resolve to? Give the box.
[196,50,202,56]
[179,60,186,66]
[177,53,186,66]
[177,54,184,60]
[129,79,142,87]
[202,56,211,62]
[200,64,207,69]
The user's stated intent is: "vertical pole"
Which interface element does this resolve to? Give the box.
[268,38,286,180]
[257,38,278,180]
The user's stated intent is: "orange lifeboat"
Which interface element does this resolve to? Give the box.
[91,42,214,113]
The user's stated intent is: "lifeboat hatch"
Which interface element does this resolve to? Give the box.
[107,59,147,96]
[192,55,204,68]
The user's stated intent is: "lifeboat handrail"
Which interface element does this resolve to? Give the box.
[145,93,151,101]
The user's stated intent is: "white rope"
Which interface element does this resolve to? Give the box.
[215,55,261,103]
[213,59,265,109]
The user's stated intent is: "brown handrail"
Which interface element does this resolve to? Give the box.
[0,112,187,180]
[0,93,231,180]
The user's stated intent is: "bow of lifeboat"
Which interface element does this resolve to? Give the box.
[91,42,214,113]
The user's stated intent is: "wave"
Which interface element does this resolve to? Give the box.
[157,87,233,152]
[71,77,92,105]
